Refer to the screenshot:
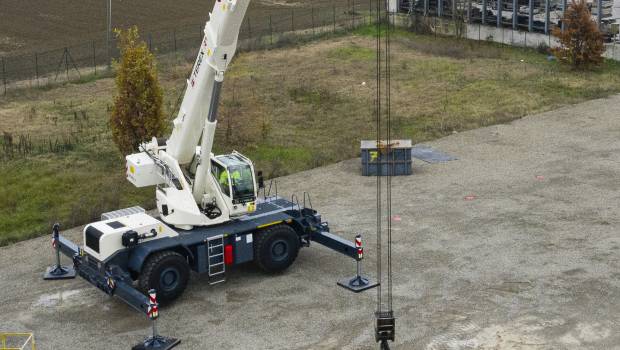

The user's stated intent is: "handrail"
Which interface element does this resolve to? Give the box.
[265,179,278,200]
[290,194,301,212]
[265,179,272,198]
[303,191,313,210]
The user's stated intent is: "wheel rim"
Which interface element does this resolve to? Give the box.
[160,267,180,291]
[270,239,289,262]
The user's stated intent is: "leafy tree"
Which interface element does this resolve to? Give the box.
[552,0,605,69]
[110,26,165,155]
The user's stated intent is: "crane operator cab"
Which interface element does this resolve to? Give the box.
[210,152,258,217]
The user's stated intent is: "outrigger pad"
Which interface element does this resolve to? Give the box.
[132,336,180,350]
[337,275,379,293]
[43,265,76,280]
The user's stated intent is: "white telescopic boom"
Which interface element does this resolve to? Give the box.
[166,0,250,166]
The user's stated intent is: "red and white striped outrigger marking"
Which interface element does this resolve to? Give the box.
[147,289,159,320]
[106,275,116,292]
[51,225,60,249]
[355,235,363,260]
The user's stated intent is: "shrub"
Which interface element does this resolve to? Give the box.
[408,13,432,35]
[552,0,605,69]
[110,26,165,155]
[537,42,550,54]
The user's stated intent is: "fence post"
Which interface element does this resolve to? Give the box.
[333,2,337,33]
[312,7,315,35]
[497,0,502,28]
[65,47,70,81]
[512,0,518,30]
[269,15,273,46]
[106,0,112,69]
[528,0,533,32]
[561,0,567,32]
[35,53,39,85]
[173,30,177,53]
[352,0,356,28]
[2,57,6,96]
[291,9,295,32]
[597,0,602,30]
[92,41,97,76]
[247,18,252,44]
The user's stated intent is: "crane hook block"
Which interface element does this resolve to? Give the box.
[375,311,396,344]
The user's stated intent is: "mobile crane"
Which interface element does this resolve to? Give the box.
[49,0,372,314]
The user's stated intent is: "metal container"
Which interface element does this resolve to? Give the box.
[361,140,412,176]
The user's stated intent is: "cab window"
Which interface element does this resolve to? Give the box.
[229,164,255,201]
[211,161,230,197]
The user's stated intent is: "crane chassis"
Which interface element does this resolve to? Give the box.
[53,194,362,314]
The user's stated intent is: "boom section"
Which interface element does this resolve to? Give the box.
[166,0,250,166]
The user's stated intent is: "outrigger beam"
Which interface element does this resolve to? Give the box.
[310,229,378,293]
[310,227,359,260]
[55,234,151,314]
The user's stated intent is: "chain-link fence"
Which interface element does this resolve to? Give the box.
[399,0,617,34]
[399,9,620,59]
[0,1,383,95]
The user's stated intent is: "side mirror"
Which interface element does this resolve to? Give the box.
[257,171,265,189]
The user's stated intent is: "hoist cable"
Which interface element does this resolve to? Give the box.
[372,3,395,349]
[376,0,395,315]
[375,0,383,314]
[385,5,393,312]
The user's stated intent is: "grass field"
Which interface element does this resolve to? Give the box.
[1,26,620,245]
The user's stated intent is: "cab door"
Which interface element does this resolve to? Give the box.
[210,160,232,199]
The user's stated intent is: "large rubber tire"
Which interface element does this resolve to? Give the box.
[254,224,300,273]
[138,251,190,304]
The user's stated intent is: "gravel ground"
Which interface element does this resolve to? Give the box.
[1,95,620,349]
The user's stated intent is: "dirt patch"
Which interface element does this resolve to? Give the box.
[0,0,354,55]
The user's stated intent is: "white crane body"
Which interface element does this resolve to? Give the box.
[127,0,255,230]
[48,0,370,313]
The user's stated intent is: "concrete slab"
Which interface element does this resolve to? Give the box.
[411,145,458,163]
[1,94,620,349]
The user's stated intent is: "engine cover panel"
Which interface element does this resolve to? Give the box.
[83,212,178,261]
